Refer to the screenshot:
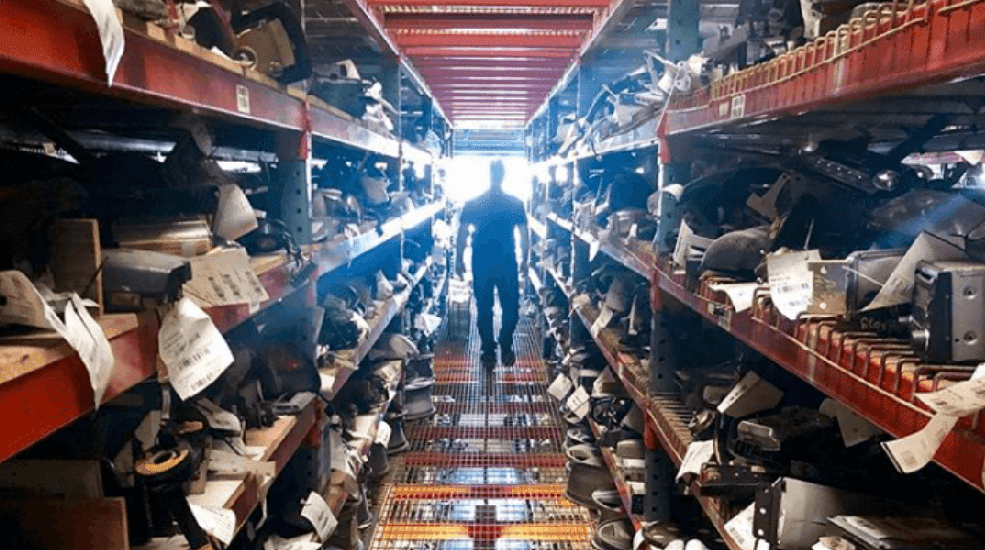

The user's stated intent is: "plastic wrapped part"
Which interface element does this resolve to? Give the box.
[101,249,191,312]
[113,217,212,257]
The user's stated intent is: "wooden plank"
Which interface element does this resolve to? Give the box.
[0,460,102,498]
[52,218,103,310]
[0,497,129,550]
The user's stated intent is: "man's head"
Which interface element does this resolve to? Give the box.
[489,159,505,192]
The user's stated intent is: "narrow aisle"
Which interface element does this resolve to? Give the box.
[370,315,593,550]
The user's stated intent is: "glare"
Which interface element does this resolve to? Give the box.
[444,156,531,204]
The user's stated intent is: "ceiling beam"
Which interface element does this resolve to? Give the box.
[404,47,576,58]
[383,13,594,32]
[393,31,583,49]
[368,0,610,7]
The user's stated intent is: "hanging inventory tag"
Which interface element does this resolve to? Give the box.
[566,386,591,420]
[724,503,759,550]
[709,283,759,313]
[881,413,959,473]
[676,440,715,482]
[82,0,125,84]
[717,372,783,417]
[184,248,269,308]
[916,377,985,418]
[189,504,236,545]
[301,492,338,541]
[548,373,574,401]
[375,421,392,447]
[159,297,235,400]
[767,250,821,320]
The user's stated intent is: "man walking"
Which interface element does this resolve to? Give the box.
[456,160,528,368]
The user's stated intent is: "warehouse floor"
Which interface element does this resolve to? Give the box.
[369,315,594,550]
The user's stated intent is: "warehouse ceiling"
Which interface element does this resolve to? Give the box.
[305,0,739,129]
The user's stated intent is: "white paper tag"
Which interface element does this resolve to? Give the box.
[767,250,821,319]
[717,371,783,417]
[196,398,243,435]
[213,185,259,241]
[589,239,600,261]
[64,294,115,406]
[264,535,322,550]
[676,439,715,482]
[548,373,574,401]
[819,399,882,447]
[82,0,125,84]
[302,492,338,541]
[592,367,617,396]
[591,306,615,338]
[375,421,392,446]
[881,413,959,473]
[865,232,967,311]
[189,504,236,545]
[159,297,235,400]
[329,427,347,473]
[566,386,591,420]
[724,503,758,550]
[916,377,985,417]
[414,313,443,336]
[184,248,269,308]
[709,283,760,313]
[0,273,114,406]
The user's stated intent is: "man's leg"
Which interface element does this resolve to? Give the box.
[497,264,521,366]
[472,267,497,363]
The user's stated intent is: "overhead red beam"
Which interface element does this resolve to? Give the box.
[418,68,563,80]
[412,57,571,69]
[384,13,594,32]
[393,32,582,49]
[417,64,567,73]
[405,47,575,58]
[369,0,609,6]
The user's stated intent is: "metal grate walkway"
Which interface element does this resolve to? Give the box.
[369,315,593,550]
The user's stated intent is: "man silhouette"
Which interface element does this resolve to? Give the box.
[456,159,528,368]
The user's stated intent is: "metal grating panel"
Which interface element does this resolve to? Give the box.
[370,314,592,550]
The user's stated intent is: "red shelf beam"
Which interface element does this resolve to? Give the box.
[665,0,985,134]
[657,265,985,494]
[1,0,306,132]
[383,13,595,32]
[0,258,303,464]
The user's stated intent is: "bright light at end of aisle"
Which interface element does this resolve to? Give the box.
[445,156,531,204]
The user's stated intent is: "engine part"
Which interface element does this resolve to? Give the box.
[101,249,191,312]
[910,261,985,363]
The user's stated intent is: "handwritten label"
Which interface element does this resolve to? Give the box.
[159,297,234,400]
[208,449,276,477]
[676,440,715,482]
[184,248,269,308]
[301,492,337,541]
[566,386,591,420]
[865,232,966,311]
[189,504,236,545]
[82,0,124,84]
[882,412,959,473]
[548,374,574,401]
[768,250,821,319]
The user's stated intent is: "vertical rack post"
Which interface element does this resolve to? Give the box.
[273,124,313,248]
